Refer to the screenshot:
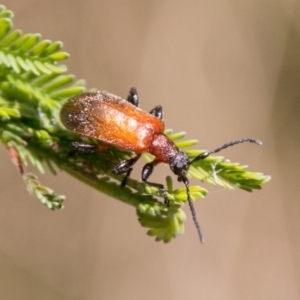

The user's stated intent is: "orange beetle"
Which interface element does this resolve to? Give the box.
[60,88,262,242]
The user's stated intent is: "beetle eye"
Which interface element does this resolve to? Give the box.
[177,162,184,169]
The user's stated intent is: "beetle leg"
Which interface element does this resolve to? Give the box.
[112,154,141,187]
[142,161,169,206]
[149,105,163,120]
[69,142,109,156]
[127,87,139,107]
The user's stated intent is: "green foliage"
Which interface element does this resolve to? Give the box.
[0,5,271,243]
[24,173,65,209]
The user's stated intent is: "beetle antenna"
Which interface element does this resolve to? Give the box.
[190,138,262,164]
[182,176,204,243]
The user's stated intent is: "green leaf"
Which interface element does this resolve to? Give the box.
[44,62,66,73]
[48,51,69,61]
[32,73,58,86]
[0,6,13,19]
[0,29,21,48]
[10,33,31,50]
[30,39,51,56]
[24,173,65,210]
[7,53,20,73]
[33,60,52,74]
[49,86,86,99]
[0,18,12,39]
[15,56,30,71]
[139,207,186,243]
[41,41,63,57]
[24,58,40,75]
[42,75,75,92]
[19,34,40,53]
[166,131,186,140]
[0,50,10,66]
[0,107,20,119]
[172,186,207,202]
[1,130,26,145]
[175,139,198,148]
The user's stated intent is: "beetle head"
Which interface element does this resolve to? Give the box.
[169,151,190,182]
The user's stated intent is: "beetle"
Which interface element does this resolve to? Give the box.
[60,87,262,242]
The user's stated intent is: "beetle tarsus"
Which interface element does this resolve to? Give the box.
[149,105,163,120]
[127,87,139,107]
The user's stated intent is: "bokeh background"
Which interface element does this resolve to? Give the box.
[0,1,299,299]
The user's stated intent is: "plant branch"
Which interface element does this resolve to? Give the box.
[0,5,271,242]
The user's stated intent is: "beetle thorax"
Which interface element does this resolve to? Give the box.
[149,133,179,164]
[149,134,190,180]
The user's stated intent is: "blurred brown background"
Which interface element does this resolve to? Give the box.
[0,1,299,299]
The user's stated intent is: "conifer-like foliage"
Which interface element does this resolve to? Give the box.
[0,5,270,242]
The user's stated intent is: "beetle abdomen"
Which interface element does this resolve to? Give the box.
[60,92,165,152]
